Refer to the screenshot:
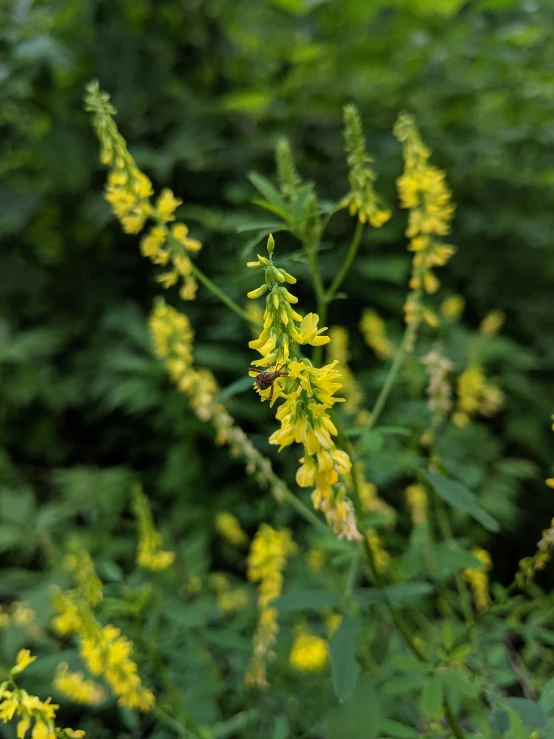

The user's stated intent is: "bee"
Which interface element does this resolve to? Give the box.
[249,364,290,402]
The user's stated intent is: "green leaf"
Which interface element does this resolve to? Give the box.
[431,542,485,573]
[391,654,430,675]
[420,674,444,718]
[0,523,24,552]
[216,376,254,403]
[503,698,546,728]
[330,614,360,701]
[236,219,285,234]
[425,471,500,533]
[248,172,289,216]
[326,681,379,739]
[540,676,554,713]
[379,718,419,738]
[274,590,343,611]
[271,715,290,739]
[356,582,433,606]
[252,198,291,221]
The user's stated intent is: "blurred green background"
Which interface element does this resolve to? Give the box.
[1,0,554,730]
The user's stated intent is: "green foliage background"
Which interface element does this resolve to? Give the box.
[1,0,554,736]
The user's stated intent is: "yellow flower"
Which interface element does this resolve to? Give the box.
[156,188,182,222]
[453,364,503,426]
[394,113,455,335]
[246,525,296,688]
[306,548,325,573]
[132,485,175,572]
[11,649,36,675]
[360,309,395,360]
[366,529,390,572]
[54,663,105,706]
[341,105,391,227]
[440,294,465,320]
[463,548,492,612]
[405,484,428,526]
[215,512,249,547]
[247,238,360,540]
[0,654,83,738]
[326,327,364,416]
[289,631,329,672]
[479,310,505,337]
[84,83,201,300]
[148,299,291,504]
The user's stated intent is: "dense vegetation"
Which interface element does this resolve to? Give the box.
[1,1,554,737]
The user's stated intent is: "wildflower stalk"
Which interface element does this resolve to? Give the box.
[364,319,418,430]
[326,220,364,303]
[346,441,466,739]
[188,260,260,327]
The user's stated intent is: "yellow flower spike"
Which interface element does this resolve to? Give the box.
[246,525,296,688]
[11,649,36,675]
[463,548,492,612]
[215,512,249,548]
[546,478,554,489]
[341,105,391,227]
[394,113,455,336]
[360,309,395,360]
[84,83,201,301]
[289,631,329,672]
[132,485,175,571]
[247,285,269,300]
[479,310,505,336]
[440,294,465,320]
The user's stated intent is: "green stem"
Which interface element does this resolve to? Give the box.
[307,247,328,367]
[365,320,416,431]
[153,706,200,738]
[344,550,360,603]
[345,440,465,738]
[326,220,364,302]
[282,487,328,534]
[213,709,261,738]
[444,698,466,739]
[190,262,260,327]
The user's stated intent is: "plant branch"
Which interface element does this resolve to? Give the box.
[326,220,364,302]
[190,262,260,327]
[365,320,416,431]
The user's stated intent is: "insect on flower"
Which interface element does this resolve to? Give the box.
[249,364,290,402]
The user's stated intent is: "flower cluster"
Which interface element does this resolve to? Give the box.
[247,236,361,540]
[366,529,390,573]
[421,350,455,428]
[479,310,505,337]
[132,484,175,571]
[215,512,249,548]
[441,295,465,321]
[405,484,428,526]
[51,552,154,711]
[210,574,249,615]
[341,105,391,227]
[53,664,105,706]
[360,309,395,360]
[0,650,84,739]
[0,602,42,638]
[463,548,492,612]
[394,113,455,332]
[84,82,202,301]
[149,298,290,502]
[289,630,329,672]
[326,327,364,418]
[246,525,296,688]
[452,364,503,428]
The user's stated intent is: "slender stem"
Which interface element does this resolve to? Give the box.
[326,220,364,301]
[153,706,198,738]
[344,550,360,602]
[282,487,328,533]
[345,438,465,738]
[213,709,261,738]
[444,698,466,739]
[190,262,260,327]
[306,244,328,367]
[365,320,416,431]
